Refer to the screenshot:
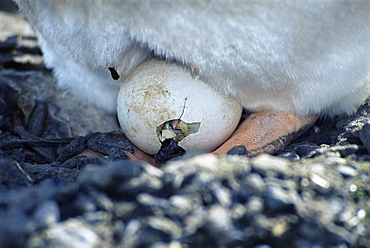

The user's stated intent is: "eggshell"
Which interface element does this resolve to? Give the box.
[117,59,242,155]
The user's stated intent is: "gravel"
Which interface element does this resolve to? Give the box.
[0,8,369,248]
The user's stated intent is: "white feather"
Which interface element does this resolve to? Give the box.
[14,0,369,116]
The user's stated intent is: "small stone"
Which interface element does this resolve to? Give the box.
[56,136,87,162]
[60,156,82,169]
[337,145,359,157]
[124,219,142,237]
[114,201,138,218]
[83,211,108,222]
[205,205,246,245]
[265,184,294,213]
[245,196,264,214]
[146,216,182,240]
[0,156,34,188]
[358,123,370,154]
[27,101,47,137]
[231,203,247,220]
[33,200,60,227]
[87,132,133,156]
[210,182,232,208]
[227,145,248,156]
[309,163,326,175]
[288,142,321,158]
[169,194,199,216]
[245,173,266,194]
[276,149,300,161]
[253,245,272,248]
[238,173,266,202]
[78,160,143,189]
[309,174,330,189]
[89,190,114,211]
[137,193,169,210]
[206,205,234,232]
[73,195,97,213]
[337,165,358,178]
[251,154,290,177]
[40,219,101,248]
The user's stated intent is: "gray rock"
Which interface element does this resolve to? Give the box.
[209,181,232,208]
[240,173,266,199]
[73,195,97,213]
[168,194,200,217]
[33,200,60,227]
[337,165,358,178]
[245,196,264,214]
[77,160,144,189]
[359,123,370,153]
[137,193,169,210]
[205,205,246,246]
[146,216,182,240]
[251,154,290,178]
[265,183,294,213]
[28,219,102,248]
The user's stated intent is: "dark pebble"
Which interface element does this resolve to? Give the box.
[227,145,248,156]
[56,136,87,162]
[27,101,47,137]
[359,123,370,154]
[87,132,134,156]
[265,183,295,214]
[154,138,186,162]
[0,156,34,188]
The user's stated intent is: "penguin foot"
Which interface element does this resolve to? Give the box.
[124,112,316,166]
[212,111,317,157]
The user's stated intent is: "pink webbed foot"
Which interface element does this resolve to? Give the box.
[213,111,317,157]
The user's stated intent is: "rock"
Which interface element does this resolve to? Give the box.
[359,123,370,154]
[145,216,182,240]
[0,156,34,188]
[86,132,133,157]
[205,205,246,246]
[73,195,97,214]
[245,196,264,215]
[264,183,295,214]
[33,200,60,227]
[238,173,266,202]
[251,154,290,178]
[337,165,358,178]
[56,136,87,162]
[77,160,144,190]
[27,219,102,248]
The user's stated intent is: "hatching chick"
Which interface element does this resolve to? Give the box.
[14,0,369,157]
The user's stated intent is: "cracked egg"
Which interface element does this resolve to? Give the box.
[117,59,243,155]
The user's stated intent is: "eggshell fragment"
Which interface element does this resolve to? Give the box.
[117,59,242,155]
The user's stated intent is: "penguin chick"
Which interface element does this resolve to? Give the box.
[14,0,369,157]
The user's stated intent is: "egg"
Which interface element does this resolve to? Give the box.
[117,59,243,155]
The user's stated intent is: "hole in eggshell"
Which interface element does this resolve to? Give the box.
[154,119,200,162]
[156,119,201,143]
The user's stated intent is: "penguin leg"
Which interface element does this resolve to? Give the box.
[212,111,317,157]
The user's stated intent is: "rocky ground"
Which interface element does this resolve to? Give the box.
[0,6,369,248]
